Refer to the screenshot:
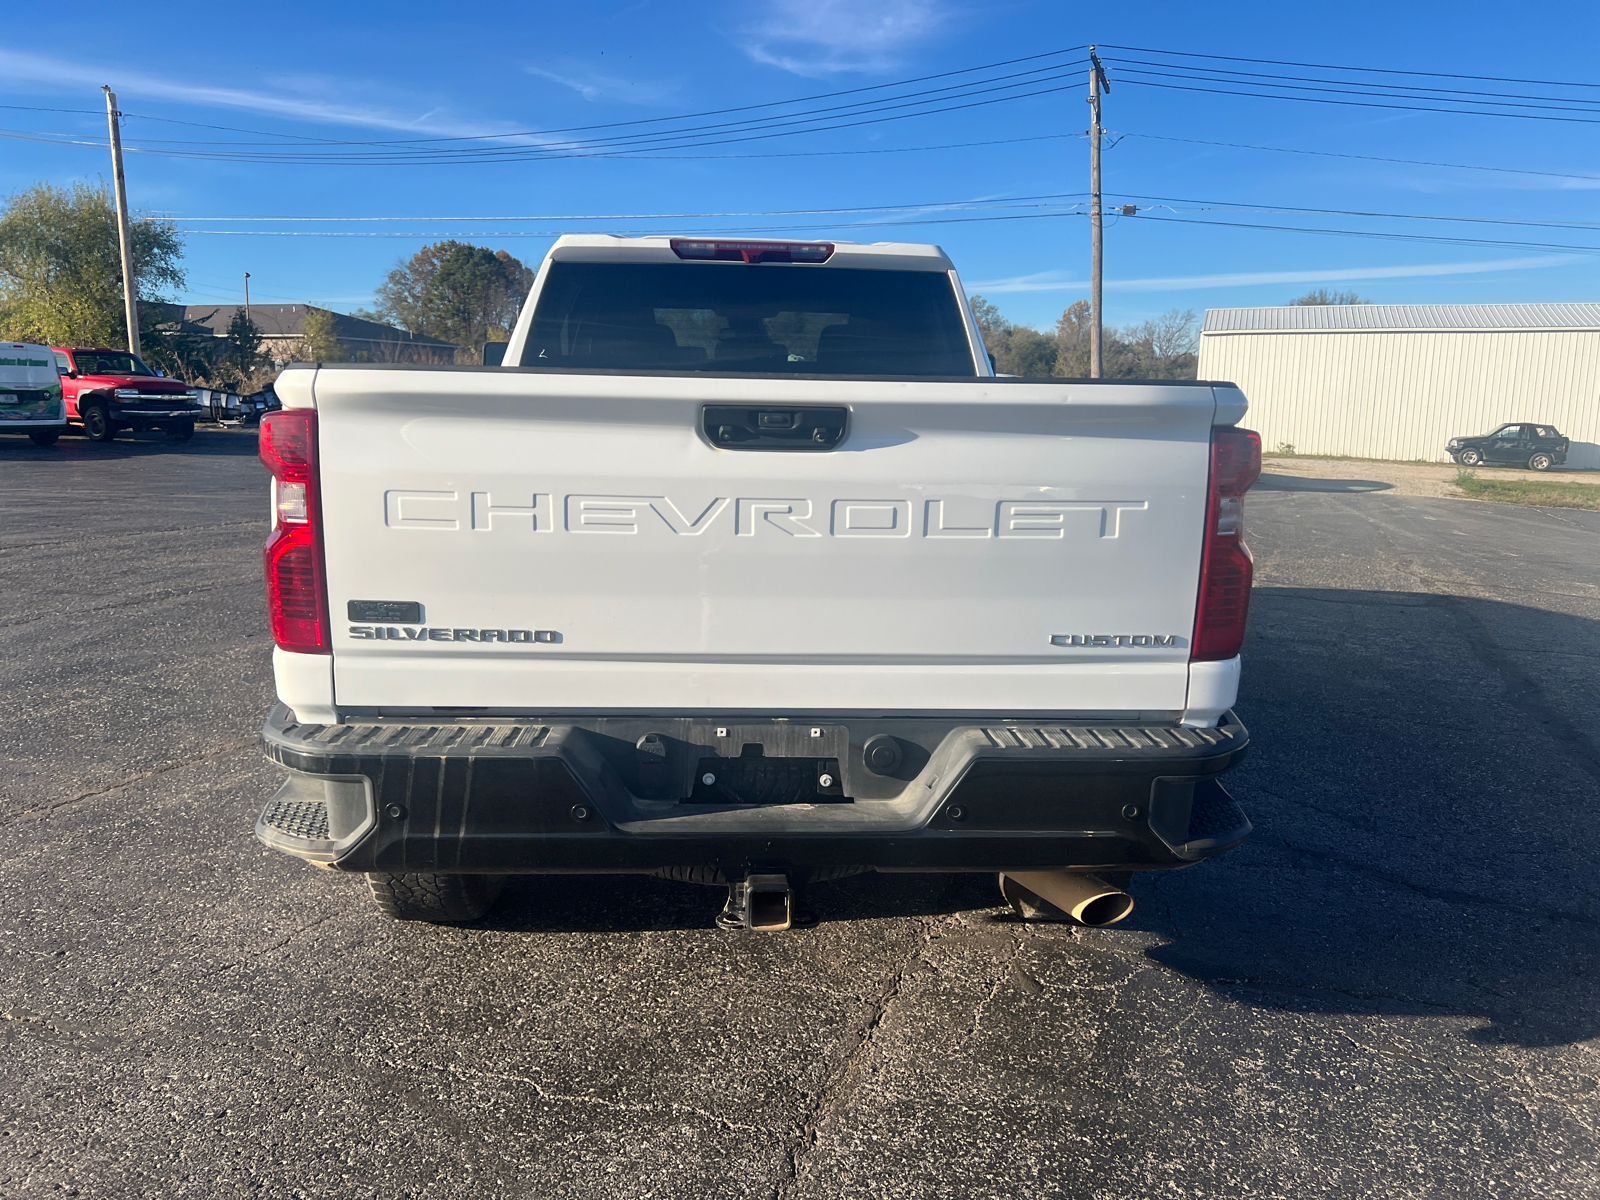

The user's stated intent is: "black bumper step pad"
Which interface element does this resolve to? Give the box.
[260,796,330,841]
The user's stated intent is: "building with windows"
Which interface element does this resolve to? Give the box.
[1197,303,1600,469]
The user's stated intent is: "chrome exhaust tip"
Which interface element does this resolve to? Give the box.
[1000,871,1135,927]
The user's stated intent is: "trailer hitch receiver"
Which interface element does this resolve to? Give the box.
[718,874,794,931]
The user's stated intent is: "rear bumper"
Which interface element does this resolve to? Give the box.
[256,704,1251,876]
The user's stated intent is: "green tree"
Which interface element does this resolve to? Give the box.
[298,307,347,362]
[1053,300,1098,377]
[1290,288,1369,305]
[372,241,534,362]
[0,181,183,347]
[217,309,264,387]
[969,295,1058,377]
[143,313,219,384]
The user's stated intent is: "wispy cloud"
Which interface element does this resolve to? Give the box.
[741,0,950,76]
[0,48,511,139]
[527,64,679,106]
[967,256,1583,295]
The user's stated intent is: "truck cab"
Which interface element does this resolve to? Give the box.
[52,347,203,442]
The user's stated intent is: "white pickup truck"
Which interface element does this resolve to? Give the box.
[255,235,1258,931]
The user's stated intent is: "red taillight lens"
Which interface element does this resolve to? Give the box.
[265,526,328,652]
[1192,426,1261,662]
[260,410,329,654]
[261,408,314,481]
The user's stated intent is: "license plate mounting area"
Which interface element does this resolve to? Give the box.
[686,725,851,805]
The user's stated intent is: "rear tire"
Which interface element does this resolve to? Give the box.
[1456,448,1482,466]
[81,402,116,443]
[1528,452,1554,471]
[365,872,505,923]
[27,430,60,447]
[165,419,195,442]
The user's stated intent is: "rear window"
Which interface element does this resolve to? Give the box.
[521,261,976,376]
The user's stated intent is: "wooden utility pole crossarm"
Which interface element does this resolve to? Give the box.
[102,86,140,357]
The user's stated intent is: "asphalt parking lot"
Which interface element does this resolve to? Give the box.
[2,432,1597,1198]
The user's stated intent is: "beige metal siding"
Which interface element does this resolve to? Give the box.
[1198,330,1600,469]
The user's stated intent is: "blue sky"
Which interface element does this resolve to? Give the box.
[4,0,1600,331]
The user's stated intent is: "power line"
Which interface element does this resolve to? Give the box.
[3,50,1092,150]
[1097,44,1600,91]
[1113,64,1600,119]
[156,189,1600,238]
[99,80,1089,166]
[30,114,1592,183]
[166,208,1600,256]
[1116,76,1600,127]
[168,193,1087,221]
[173,208,1096,236]
[113,59,1086,153]
[512,131,1082,161]
[0,103,103,116]
[113,68,1092,164]
[0,124,1088,163]
[145,192,1600,257]
[1113,131,1600,184]
[1118,192,1600,232]
[10,42,1600,173]
[1108,56,1600,110]
[85,51,1089,158]
[1124,212,1600,255]
[0,55,1092,166]
[176,47,1094,149]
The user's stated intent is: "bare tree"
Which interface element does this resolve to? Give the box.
[1290,288,1369,306]
[1143,308,1199,361]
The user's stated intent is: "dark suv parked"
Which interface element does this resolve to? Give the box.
[1447,423,1568,470]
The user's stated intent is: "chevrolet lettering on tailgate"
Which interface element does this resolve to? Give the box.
[382,490,1151,540]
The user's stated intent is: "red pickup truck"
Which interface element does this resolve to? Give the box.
[51,347,203,442]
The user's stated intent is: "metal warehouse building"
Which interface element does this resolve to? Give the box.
[1197,303,1600,470]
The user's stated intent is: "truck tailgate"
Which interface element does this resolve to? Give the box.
[310,368,1217,715]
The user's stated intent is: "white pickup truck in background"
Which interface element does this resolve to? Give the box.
[254,234,1260,931]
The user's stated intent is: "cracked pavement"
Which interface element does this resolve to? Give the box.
[2,432,1597,1197]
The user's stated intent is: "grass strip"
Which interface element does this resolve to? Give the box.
[1454,470,1600,511]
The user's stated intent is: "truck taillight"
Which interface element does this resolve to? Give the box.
[1192,426,1261,662]
[260,409,329,654]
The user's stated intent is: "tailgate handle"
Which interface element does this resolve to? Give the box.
[703,405,847,451]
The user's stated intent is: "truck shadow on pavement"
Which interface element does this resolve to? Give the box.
[483,586,1598,1050]
[1135,586,1600,1049]
[484,870,998,934]
[1253,473,1394,493]
[0,428,259,460]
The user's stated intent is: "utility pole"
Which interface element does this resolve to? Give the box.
[1087,48,1111,378]
[243,272,252,323]
[102,86,140,357]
